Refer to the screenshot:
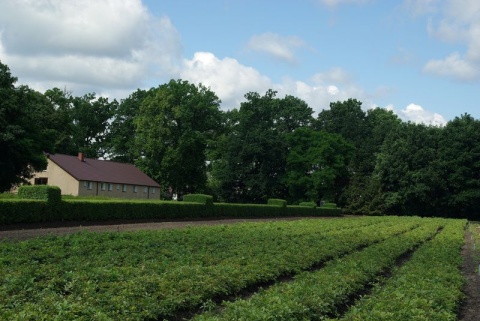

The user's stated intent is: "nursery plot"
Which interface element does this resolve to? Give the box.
[0,216,464,321]
[192,218,446,321]
[331,219,466,321]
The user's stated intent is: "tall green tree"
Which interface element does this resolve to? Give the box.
[372,122,443,216]
[316,99,368,205]
[0,61,53,191]
[284,127,354,203]
[109,88,155,163]
[212,90,314,203]
[134,79,222,195]
[43,87,77,155]
[70,93,117,158]
[316,98,367,149]
[342,107,402,213]
[439,114,480,218]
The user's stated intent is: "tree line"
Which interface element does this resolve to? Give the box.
[1,61,479,219]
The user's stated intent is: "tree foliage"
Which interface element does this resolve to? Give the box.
[0,61,51,191]
[134,79,222,195]
[109,88,155,163]
[284,127,353,203]
[211,90,315,203]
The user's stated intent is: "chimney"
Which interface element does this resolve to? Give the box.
[78,152,85,162]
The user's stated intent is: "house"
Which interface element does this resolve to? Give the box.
[30,153,160,199]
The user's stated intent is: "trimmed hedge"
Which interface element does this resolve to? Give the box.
[0,198,342,225]
[18,185,61,204]
[183,194,214,206]
[0,199,53,224]
[299,201,317,208]
[59,200,213,221]
[267,198,287,208]
[321,202,338,209]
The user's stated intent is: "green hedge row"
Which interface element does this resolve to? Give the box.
[183,194,214,206]
[0,199,342,225]
[17,185,61,204]
[267,198,287,208]
[299,201,317,208]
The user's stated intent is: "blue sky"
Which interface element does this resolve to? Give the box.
[0,0,479,124]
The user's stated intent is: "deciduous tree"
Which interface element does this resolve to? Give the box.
[0,61,53,191]
[284,127,354,203]
[134,79,222,195]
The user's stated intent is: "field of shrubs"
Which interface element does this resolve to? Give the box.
[0,216,466,320]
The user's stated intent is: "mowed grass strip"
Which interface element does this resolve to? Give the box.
[0,216,418,320]
[331,219,466,321]
[193,218,447,321]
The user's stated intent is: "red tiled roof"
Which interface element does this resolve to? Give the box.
[48,154,160,187]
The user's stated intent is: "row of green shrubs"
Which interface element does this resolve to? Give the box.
[0,187,341,225]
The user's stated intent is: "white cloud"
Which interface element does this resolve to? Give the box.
[413,0,480,81]
[181,52,273,110]
[423,52,479,81]
[0,0,148,57]
[0,0,183,96]
[277,68,372,114]
[180,55,372,115]
[399,103,447,126]
[246,32,306,63]
[385,104,395,111]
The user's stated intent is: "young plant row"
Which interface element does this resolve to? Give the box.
[332,219,466,321]
[192,218,447,321]
[1,217,419,321]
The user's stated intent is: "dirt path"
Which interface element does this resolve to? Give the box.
[459,223,480,321]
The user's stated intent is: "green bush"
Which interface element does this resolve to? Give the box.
[267,198,287,208]
[18,185,61,204]
[183,194,214,206]
[299,201,317,208]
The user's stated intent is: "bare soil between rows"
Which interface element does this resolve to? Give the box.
[458,224,480,321]
[1,216,479,320]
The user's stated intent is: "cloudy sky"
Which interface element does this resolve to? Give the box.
[0,0,479,125]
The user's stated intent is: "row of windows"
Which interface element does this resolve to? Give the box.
[84,182,156,194]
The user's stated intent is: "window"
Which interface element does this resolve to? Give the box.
[101,183,106,191]
[108,183,113,191]
[143,187,148,193]
[122,184,127,192]
[117,184,120,190]
[34,177,48,185]
[152,187,156,194]
[87,181,93,190]
[133,186,138,193]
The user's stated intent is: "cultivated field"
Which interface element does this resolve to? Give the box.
[0,216,467,320]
